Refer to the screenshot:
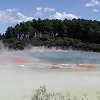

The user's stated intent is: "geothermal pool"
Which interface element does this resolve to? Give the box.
[0,47,100,100]
[1,47,100,65]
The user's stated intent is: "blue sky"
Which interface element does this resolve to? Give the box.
[0,0,100,33]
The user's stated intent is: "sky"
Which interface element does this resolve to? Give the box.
[0,0,100,33]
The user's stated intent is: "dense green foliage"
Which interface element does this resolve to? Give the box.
[1,18,100,51]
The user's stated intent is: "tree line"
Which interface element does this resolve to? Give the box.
[1,18,100,51]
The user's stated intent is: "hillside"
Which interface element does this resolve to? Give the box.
[1,18,100,51]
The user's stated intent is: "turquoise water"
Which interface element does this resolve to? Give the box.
[29,48,100,64]
[0,47,100,66]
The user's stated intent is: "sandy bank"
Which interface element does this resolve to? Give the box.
[0,64,100,100]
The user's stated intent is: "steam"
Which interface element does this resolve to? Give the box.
[0,41,99,68]
[0,42,71,68]
[0,42,55,67]
[0,41,9,51]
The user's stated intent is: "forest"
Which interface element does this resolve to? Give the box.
[1,18,100,51]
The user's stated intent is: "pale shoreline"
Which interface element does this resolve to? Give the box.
[0,64,100,100]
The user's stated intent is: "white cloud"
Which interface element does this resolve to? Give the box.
[85,0,100,7]
[49,12,79,20]
[35,7,55,16]
[0,8,33,25]
[93,8,99,12]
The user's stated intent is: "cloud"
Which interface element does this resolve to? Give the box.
[85,0,100,7]
[0,8,33,25]
[49,12,79,20]
[93,8,99,12]
[35,7,56,16]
